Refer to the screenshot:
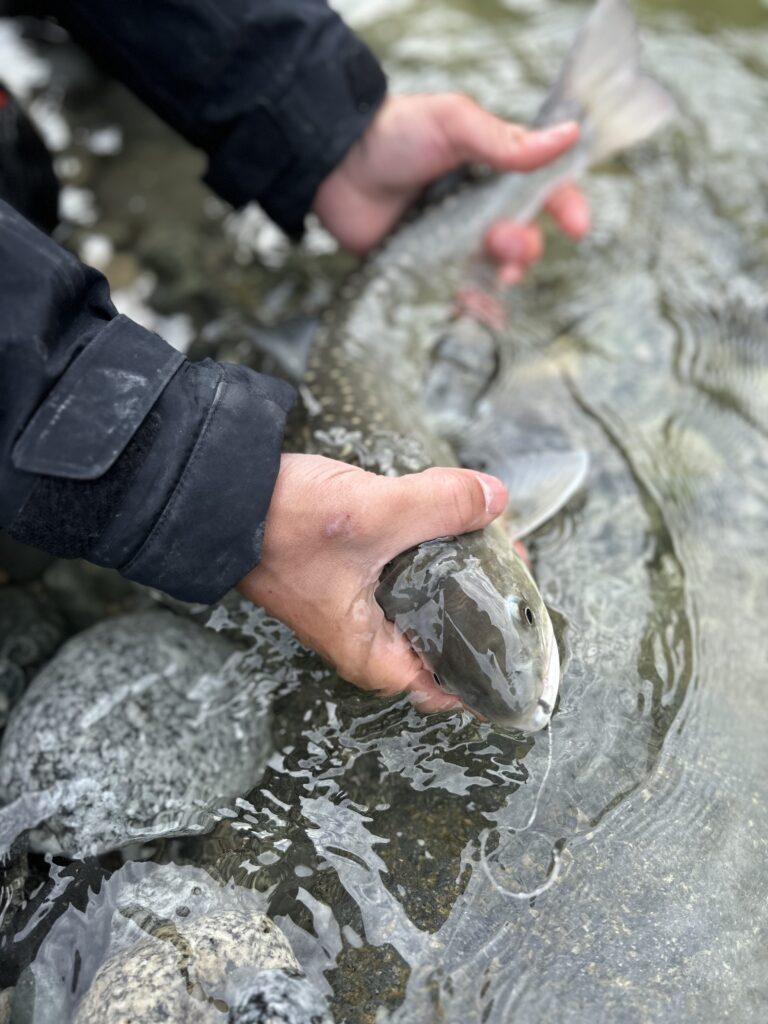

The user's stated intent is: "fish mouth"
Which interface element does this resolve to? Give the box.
[418,596,562,734]
[508,633,561,734]
[449,632,561,735]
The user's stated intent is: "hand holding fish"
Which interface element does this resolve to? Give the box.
[237,454,508,710]
[312,93,590,283]
[240,0,675,728]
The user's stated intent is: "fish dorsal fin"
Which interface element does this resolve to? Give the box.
[498,450,589,541]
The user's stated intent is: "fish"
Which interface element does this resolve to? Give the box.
[299,0,675,732]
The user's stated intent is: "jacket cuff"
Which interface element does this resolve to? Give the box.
[119,362,294,603]
[11,315,183,479]
[8,316,296,604]
[204,26,387,238]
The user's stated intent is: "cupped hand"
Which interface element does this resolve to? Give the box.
[238,454,508,709]
[312,93,590,282]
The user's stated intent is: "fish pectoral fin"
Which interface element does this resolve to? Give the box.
[243,315,320,382]
[497,450,589,541]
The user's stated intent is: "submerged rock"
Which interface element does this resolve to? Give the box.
[0,612,272,857]
[16,862,332,1024]
[224,967,334,1024]
[74,910,305,1024]
[0,587,65,730]
[0,987,12,1024]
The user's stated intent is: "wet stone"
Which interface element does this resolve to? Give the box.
[73,911,305,1024]
[0,611,272,857]
[0,838,28,931]
[16,862,332,1024]
[0,988,12,1024]
[224,968,335,1024]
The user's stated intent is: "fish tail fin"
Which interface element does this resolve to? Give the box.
[537,0,676,164]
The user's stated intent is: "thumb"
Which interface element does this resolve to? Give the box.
[376,467,508,561]
[436,95,580,174]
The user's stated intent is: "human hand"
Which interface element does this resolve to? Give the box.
[312,93,590,284]
[238,453,508,710]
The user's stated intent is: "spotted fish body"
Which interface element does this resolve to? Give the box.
[301,0,674,732]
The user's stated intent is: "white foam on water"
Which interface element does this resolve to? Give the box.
[0,21,49,98]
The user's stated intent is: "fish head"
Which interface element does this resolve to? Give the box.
[376,531,560,733]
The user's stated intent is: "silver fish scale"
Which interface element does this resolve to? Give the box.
[302,136,591,476]
[303,247,460,475]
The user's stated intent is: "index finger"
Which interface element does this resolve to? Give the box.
[435,96,580,173]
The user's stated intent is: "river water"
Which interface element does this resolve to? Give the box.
[1,1,767,1021]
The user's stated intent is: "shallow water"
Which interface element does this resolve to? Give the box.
[1,1,767,1021]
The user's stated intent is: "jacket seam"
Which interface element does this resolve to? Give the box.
[120,366,228,576]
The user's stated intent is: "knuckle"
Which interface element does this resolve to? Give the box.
[448,91,475,112]
[446,93,479,129]
[437,471,483,531]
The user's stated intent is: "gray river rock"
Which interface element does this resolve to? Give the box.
[0,611,272,857]
[11,862,332,1024]
[74,913,318,1024]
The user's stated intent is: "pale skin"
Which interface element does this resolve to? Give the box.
[239,94,590,711]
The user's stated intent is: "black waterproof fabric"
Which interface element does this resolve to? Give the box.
[0,0,387,602]
[39,0,387,238]
[0,201,295,602]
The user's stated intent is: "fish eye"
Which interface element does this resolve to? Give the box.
[524,606,535,626]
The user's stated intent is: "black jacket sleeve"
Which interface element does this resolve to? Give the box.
[0,200,295,603]
[45,0,387,237]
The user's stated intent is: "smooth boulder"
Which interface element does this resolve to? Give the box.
[0,611,272,857]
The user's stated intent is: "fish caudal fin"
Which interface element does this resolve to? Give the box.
[537,0,676,165]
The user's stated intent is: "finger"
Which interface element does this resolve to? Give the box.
[436,96,579,173]
[347,611,463,713]
[484,221,543,267]
[545,183,591,238]
[374,634,464,715]
[373,467,508,561]
[408,679,464,715]
[496,263,526,288]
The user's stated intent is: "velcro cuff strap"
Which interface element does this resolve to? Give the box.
[120,364,292,604]
[11,315,184,480]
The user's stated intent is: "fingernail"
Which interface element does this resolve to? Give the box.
[544,120,579,142]
[474,472,508,516]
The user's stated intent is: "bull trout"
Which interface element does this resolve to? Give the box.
[300,0,675,732]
